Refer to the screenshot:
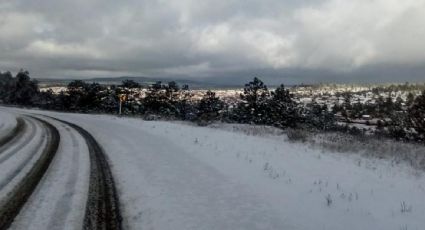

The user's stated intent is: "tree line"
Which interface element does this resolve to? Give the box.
[1,70,424,143]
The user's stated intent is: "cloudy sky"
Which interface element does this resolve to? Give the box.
[1,0,425,83]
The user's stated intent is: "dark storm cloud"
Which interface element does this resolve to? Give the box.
[0,0,424,82]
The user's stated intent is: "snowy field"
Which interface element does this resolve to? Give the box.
[1,107,425,230]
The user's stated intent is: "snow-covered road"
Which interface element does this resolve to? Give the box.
[0,112,61,229]
[1,107,425,230]
[0,108,121,230]
[0,116,46,201]
[51,114,291,230]
[9,116,90,230]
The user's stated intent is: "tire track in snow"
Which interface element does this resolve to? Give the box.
[0,118,45,201]
[45,126,88,230]
[0,123,47,191]
[46,129,82,229]
[9,119,90,230]
[0,116,60,229]
[45,116,122,230]
[0,117,47,192]
[0,118,33,156]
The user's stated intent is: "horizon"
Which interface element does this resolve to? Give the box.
[33,75,425,87]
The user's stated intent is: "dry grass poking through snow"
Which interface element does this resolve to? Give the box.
[309,132,425,171]
[208,122,285,137]
[210,123,425,171]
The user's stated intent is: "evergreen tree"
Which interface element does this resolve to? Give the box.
[384,96,394,114]
[197,90,224,123]
[66,80,106,111]
[304,103,335,130]
[0,71,14,102]
[352,98,363,118]
[175,85,196,120]
[100,91,119,113]
[376,96,385,117]
[388,112,408,141]
[143,81,181,117]
[394,96,403,111]
[406,92,415,107]
[143,81,167,114]
[341,92,352,119]
[342,92,352,110]
[237,77,270,124]
[55,91,71,111]
[408,91,425,141]
[268,84,298,128]
[9,70,39,106]
[38,89,55,109]
[67,80,89,110]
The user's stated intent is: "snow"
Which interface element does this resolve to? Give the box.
[1,107,425,230]
[0,117,48,202]
[0,110,17,139]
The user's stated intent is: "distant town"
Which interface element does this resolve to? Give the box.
[39,81,425,132]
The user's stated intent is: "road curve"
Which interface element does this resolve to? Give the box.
[46,117,122,230]
[0,116,60,229]
[8,116,90,230]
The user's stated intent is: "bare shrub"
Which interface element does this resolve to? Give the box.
[286,128,309,142]
[325,194,332,206]
[401,201,412,213]
[310,132,425,171]
[209,123,284,137]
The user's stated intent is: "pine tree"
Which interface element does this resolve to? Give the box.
[268,84,298,128]
[197,90,224,123]
[175,85,196,120]
[394,96,403,111]
[0,71,14,103]
[384,96,394,114]
[66,80,106,111]
[304,102,335,130]
[8,70,39,106]
[143,81,168,114]
[408,91,425,141]
[237,77,270,124]
[406,92,415,107]
[143,81,181,117]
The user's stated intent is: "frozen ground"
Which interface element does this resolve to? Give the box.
[1,107,425,230]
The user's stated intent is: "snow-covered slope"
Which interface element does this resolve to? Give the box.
[0,110,17,139]
[2,107,425,230]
